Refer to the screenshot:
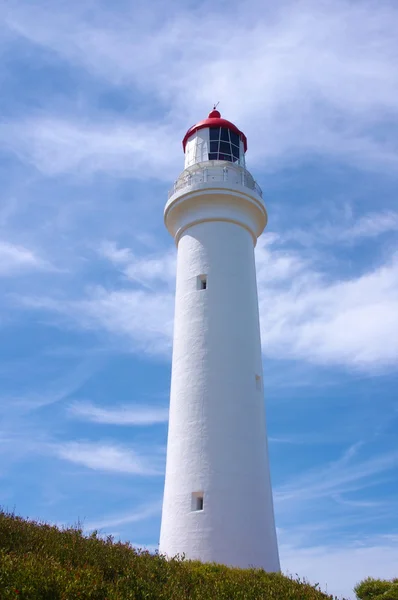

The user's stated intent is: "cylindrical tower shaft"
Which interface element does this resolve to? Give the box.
[160,218,279,569]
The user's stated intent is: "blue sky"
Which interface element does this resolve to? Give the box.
[1,0,397,597]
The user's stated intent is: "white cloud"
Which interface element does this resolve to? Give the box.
[280,534,398,600]
[69,287,174,354]
[100,242,176,290]
[285,211,398,247]
[69,400,168,425]
[17,244,176,355]
[256,237,398,369]
[55,441,164,475]
[99,241,134,265]
[21,285,174,356]
[340,211,398,243]
[0,241,49,276]
[0,117,177,179]
[124,254,176,289]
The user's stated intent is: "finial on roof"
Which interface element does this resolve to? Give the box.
[208,102,221,119]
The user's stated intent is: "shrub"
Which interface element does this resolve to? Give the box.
[0,509,345,600]
[355,577,398,600]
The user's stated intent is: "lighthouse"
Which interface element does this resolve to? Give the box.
[159,109,280,571]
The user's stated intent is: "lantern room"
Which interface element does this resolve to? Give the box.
[182,109,247,170]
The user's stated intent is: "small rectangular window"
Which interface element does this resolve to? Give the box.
[255,374,262,391]
[192,492,204,511]
[197,274,207,290]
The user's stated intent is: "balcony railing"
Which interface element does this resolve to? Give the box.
[168,162,263,199]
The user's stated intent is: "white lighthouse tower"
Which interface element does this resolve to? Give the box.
[159,109,280,571]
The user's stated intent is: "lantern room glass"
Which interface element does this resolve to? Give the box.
[208,127,242,163]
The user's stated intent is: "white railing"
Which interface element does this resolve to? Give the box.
[168,162,263,199]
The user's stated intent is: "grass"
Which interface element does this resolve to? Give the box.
[0,508,346,599]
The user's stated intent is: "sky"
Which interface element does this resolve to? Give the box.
[0,0,397,598]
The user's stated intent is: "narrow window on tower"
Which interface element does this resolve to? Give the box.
[197,274,207,290]
[255,374,262,391]
[191,492,204,511]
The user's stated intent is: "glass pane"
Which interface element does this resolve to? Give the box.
[210,141,218,153]
[209,152,217,160]
[232,145,240,160]
[209,127,220,140]
[220,128,229,141]
[219,141,231,154]
[230,131,239,147]
[219,153,233,162]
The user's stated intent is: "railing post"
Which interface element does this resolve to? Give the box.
[223,167,228,181]
[241,170,246,187]
[203,168,208,183]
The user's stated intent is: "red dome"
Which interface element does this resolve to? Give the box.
[182,110,248,152]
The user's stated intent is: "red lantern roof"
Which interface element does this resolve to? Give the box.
[182,110,248,153]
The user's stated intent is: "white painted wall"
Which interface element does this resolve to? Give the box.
[160,175,280,571]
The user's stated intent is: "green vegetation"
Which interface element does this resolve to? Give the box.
[0,509,345,599]
[355,577,398,600]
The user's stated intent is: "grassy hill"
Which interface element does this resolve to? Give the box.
[0,509,345,599]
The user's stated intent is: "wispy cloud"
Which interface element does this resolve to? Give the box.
[99,241,134,266]
[15,232,398,370]
[284,211,398,248]
[275,444,398,504]
[54,441,164,475]
[279,532,398,600]
[13,242,176,356]
[340,211,398,243]
[330,495,383,509]
[99,242,176,290]
[84,501,161,532]
[0,117,177,179]
[19,285,173,356]
[1,357,100,415]
[0,241,51,276]
[274,443,398,599]
[69,400,168,425]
